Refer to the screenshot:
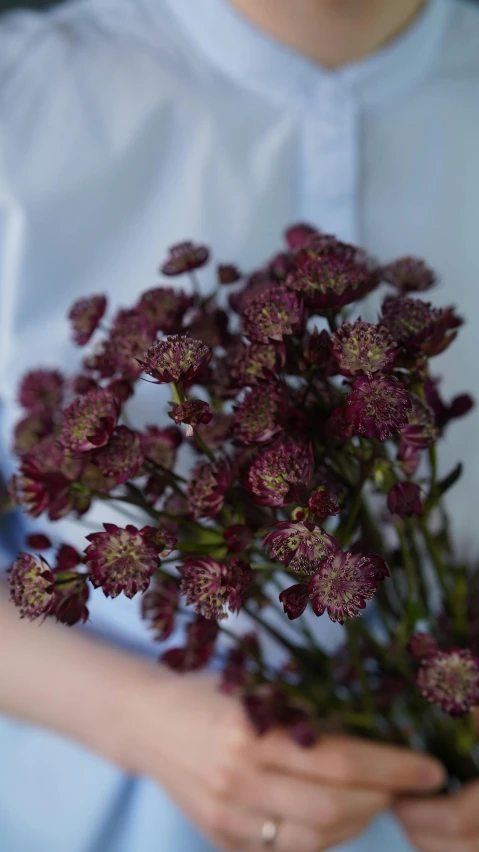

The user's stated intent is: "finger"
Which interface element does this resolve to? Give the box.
[228,768,390,831]
[395,781,479,837]
[256,732,445,793]
[403,831,479,852]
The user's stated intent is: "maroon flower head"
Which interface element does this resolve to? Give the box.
[224,524,253,553]
[330,321,397,377]
[264,521,338,574]
[13,413,53,455]
[73,374,99,396]
[187,456,234,519]
[18,369,65,414]
[424,377,474,431]
[269,252,295,282]
[68,294,107,346]
[9,553,55,620]
[56,543,82,571]
[303,328,337,373]
[107,379,135,405]
[84,523,159,598]
[16,436,85,520]
[387,481,422,517]
[380,296,462,358]
[91,426,144,485]
[180,556,252,619]
[161,616,218,672]
[308,550,380,624]
[243,684,317,747]
[217,264,241,285]
[136,287,192,334]
[279,583,309,620]
[60,389,119,452]
[284,222,318,251]
[243,285,303,344]
[247,438,313,507]
[161,241,209,276]
[26,533,52,551]
[141,576,179,641]
[286,235,379,311]
[233,386,285,445]
[347,375,411,441]
[308,486,340,520]
[192,412,234,452]
[169,399,212,437]
[417,649,479,717]
[138,524,177,557]
[230,342,287,387]
[51,570,90,626]
[140,425,182,470]
[382,257,436,294]
[408,633,438,661]
[401,395,438,449]
[138,335,211,386]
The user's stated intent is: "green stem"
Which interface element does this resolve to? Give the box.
[345,620,376,719]
[192,428,215,462]
[419,518,448,599]
[337,485,363,546]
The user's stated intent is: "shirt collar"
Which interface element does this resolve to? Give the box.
[160,0,451,108]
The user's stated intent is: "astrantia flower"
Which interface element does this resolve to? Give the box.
[26,533,52,551]
[417,649,479,717]
[308,486,340,520]
[15,436,85,519]
[380,296,462,358]
[13,413,53,455]
[408,634,438,661]
[138,524,177,557]
[243,285,303,344]
[192,412,234,452]
[51,570,90,626]
[279,583,309,620]
[218,264,241,285]
[388,482,422,517]
[73,374,99,395]
[187,456,233,519]
[284,222,318,251]
[68,294,107,345]
[161,241,209,276]
[168,399,212,437]
[140,425,182,470]
[330,321,397,376]
[286,235,379,311]
[424,377,475,431]
[224,524,253,553]
[17,369,65,414]
[136,287,192,334]
[107,378,135,405]
[243,684,317,747]
[60,389,119,452]
[138,335,211,386]
[161,616,218,672]
[303,328,337,374]
[141,576,179,641]
[233,386,285,445]
[9,553,55,620]
[308,550,380,623]
[263,522,338,574]
[382,257,436,294]
[347,375,411,441]
[180,556,252,619]
[246,438,313,507]
[84,523,159,598]
[91,426,144,484]
[230,342,287,386]
[269,252,295,282]
[401,395,438,449]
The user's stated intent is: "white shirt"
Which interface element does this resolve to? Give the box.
[0,1,478,849]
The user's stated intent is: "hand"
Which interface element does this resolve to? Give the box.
[395,780,479,852]
[126,672,445,851]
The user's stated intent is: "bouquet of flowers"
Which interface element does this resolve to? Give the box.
[6,225,479,784]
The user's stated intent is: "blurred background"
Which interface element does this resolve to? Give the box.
[1,0,478,11]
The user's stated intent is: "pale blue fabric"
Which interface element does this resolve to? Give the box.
[0,0,479,849]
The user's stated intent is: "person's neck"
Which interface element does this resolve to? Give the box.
[227,0,426,68]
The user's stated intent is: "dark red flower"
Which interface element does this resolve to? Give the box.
[91,426,144,485]
[401,395,438,449]
[138,335,211,386]
[230,342,287,387]
[387,482,422,517]
[12,413,54,455]
[15,436,86,520]
[279,583,309,620]
[308,486,340,520]
[217,264,241,285]
[26,533,52,551]
[382,257,436,294]
[180,556,252,619]
[243,285,303,344]
[264,521,338,574]
[380,296,462,358]
[60,389,119,452]
[187,306,231,349]
[408,633,438,661]
[417,648,479,717]
[192,412,234,452]
[138,525,177,557]
[187,456,234,519]
[161,616,218,672]
[246,439,313,507]
[140,425,182,470]
[68,294,107,345]
[161,241,209,276]
[169,399,212,437]
[284,223,318,251]
[308,550,380,624]
[136,287,192,333]
[269,252,295,282]
[326,405,355,441]
[233,386,285,445]
[73,375,99,395]
[17,369,65,414]
[84,523,159,598]
[51,570,90,625]
[141,576,179,641]
[107,379,135,405]
[330,321,397,376]
[56,543,82,571]
[347,375,411,441]
[303,328,337,374]
[224,525,253,554]
[424,377,474,430]
[243,684,317,747]
[9,553,55,620]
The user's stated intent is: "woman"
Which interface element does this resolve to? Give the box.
[1,0,479,850]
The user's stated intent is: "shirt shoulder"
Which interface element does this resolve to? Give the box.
[438,0,479,78]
